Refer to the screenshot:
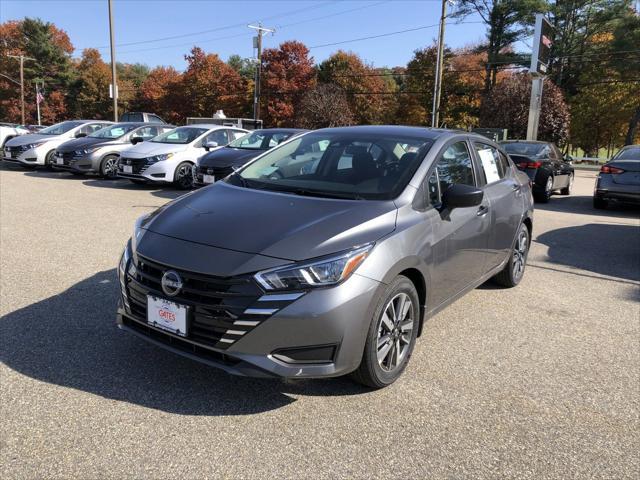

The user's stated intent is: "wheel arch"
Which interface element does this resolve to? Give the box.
[397,267,427,337]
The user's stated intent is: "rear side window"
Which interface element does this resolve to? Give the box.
[474,143,509,184]
[148,115,164,124]
[427,141,475,205]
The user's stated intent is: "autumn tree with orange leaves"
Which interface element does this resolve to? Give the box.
[261,41,316,127]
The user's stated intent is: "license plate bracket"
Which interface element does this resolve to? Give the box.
[123,165,133,174]
[203,174,215,184]
[146,295,188,337]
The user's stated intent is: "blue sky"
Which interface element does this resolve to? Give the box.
[1,0,489,70]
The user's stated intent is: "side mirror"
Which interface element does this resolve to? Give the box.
[203,140,219,151]
[75,132,87,138]
[441,184,484,210]
[131,136,144,144]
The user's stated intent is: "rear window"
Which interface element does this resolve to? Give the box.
[502,142,547,157]
[613,147,640,160]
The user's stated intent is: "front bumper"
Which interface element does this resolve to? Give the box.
[117,269,383,379]
[51,151,102,174]
[116,159,172,183]
[2,146,42,166]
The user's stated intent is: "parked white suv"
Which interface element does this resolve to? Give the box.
[116,124,247,188]
[2,120,112,168]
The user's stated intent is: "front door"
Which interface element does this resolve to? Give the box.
[425,140,491,309]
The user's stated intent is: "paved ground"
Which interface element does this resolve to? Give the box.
[1,165,639,479]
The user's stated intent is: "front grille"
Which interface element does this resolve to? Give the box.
[6,146,26,157]
[58,151,82,165]
[119,157,150,174]
[122,254,297,350]
[194,165,233,183]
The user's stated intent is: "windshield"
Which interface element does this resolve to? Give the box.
[39,121,85,135]
[151,126,208,144]
[89,124,137,139]
[613,147,640,160]
[229,131,297,150]
[502,142,547,157]
[227,131,432,200]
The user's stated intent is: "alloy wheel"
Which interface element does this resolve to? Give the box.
[175,164,193,189]
[512,227,529,281]
[102,157,118,178]
[376,292,414,372]
[545,176,553,197]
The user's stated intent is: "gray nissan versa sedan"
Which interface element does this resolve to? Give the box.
[116,126,534,388]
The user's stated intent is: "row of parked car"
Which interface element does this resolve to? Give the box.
[1,119,307,190]
[2,118,639,209]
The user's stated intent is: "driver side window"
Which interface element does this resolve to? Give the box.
[426,141,475,205]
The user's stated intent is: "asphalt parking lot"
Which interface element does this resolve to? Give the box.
[1,165,639,479]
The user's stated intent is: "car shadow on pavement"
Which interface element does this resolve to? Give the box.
[535,195,640,220]
[536,223,640,283]
[0,270,370,415]
[82,178,185,201]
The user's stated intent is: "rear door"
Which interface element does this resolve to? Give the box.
[425,139,491,307]
[471,141,524,270]
[546,144,569,188]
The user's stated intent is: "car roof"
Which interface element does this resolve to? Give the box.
[115,122,172,127]
[176,124,237,130]
[500,140,550,144]
[251,128,309,134]
[314,125,463,140]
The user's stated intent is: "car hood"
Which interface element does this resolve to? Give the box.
[56,137,120,152]
[142,181,398,262]
[5,133,60,146]
[199,147,263,168]
[121,141,187,157]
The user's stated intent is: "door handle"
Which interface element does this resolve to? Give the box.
[477,205,489,216]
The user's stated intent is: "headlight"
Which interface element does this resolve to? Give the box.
[131,213,150,254]
[148,153,174,163]
[254,244,373,291]
[75,146,100,155]
[24,141,46,150]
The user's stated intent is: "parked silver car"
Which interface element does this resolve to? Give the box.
[594,145,640,208]
[116,126,534,388]
[52,122,174,178]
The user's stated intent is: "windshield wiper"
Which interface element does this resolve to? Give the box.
[283,187,365,200]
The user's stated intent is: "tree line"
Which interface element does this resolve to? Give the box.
[1,1,638,155]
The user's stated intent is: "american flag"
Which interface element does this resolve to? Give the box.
[36,86,44,105]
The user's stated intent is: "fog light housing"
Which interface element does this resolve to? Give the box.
[271,344,337,364]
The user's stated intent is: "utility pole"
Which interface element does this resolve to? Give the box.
[8,54,36,125]
[108,0,118,121]
[431,0,451,128]
[248,23,275,121]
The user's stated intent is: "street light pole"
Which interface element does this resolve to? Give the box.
[108,0,118,121]
[248,24,275,122]
[431,0,450,128]
[8,54,35,124]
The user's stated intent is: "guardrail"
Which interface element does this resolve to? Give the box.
[572,157,607,165]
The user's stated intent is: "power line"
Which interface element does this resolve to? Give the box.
[90,1,336,50]
[115,1,392,56]
[308,21,484,49]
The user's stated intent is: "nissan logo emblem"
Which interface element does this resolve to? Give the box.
[161,270,183,297]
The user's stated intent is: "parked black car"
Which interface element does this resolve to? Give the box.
[594,145,640,209]
[193,128,307,186]
[500,140,574,202]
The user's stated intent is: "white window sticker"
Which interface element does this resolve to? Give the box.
[478,148,501,183]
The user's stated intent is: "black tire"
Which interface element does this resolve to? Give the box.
[129,179,147,185]
[493,222,530,288]
[174,161,194,190]
[593,196,608,209]
[560,174,573,195]
[100,155,119,179]
[44,150,56,170]
[352,276,420,389]
[534,175,554,203]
